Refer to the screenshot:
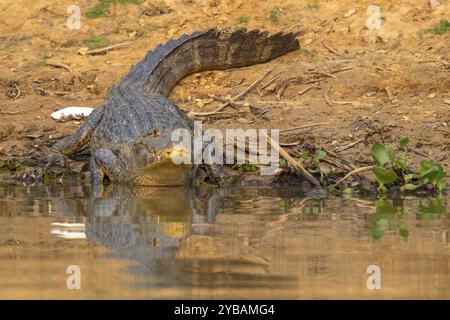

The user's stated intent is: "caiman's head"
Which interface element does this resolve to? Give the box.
[129,129,193,186]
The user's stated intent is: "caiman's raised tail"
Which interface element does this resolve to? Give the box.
[47,29,300,187]
[124,28,300,95]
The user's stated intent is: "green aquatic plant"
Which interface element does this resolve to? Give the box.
[233,161,258,173]
[416,160,447,191]
[370,138,447,193]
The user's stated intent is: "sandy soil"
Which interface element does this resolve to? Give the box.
[0,0,448,184]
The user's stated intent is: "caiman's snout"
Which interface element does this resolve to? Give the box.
[133,146,192,186]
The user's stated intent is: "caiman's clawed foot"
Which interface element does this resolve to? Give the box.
[45,151,68,170]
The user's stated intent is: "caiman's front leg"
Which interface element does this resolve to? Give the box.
[90,148,123,197]
[46,107,104,168]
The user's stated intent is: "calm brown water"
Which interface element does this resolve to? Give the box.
[0,183,448,299]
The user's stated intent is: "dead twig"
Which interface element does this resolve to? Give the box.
[276,83,288,100]
[46,61,73,73]
[317,69,337,78]
[208,94,249,108]
[259,75,280,91]
[324,87,333,106]
[263,132,322,188]
[384,87,393,99]
[322,42,340,56]
[280,141,302,147]
[330,99,353,105]
[0,55,8,61]
[188,110,247,117]
[304,78,328,84]
[411,149,428,157]
[213,68,273,113]
[280,122,328,134]
[323,87,352,106]
[85,42,129,56]
[332,138,364,152]
[298,85,316,96]
[333,165,374,186]
[330,66,353,73]
[0,110,19,115]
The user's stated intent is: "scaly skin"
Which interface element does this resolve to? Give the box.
[47,29,300,186]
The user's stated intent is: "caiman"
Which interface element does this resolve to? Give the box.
[47,29,300,186]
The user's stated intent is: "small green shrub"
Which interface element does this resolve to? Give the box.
[370,138,447,193]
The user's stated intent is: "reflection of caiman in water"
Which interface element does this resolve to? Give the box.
[52,185,298,288]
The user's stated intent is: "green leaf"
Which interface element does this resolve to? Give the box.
[314,150,327,162]
[372,167,398,187]
[418,160,446,187]
[403,183,420,191]
[0,160,4,168]
[342,188,353,194]
[393,157,407,171]
[370,143,395,167]
[318,163,332,176]
[279,158,287,168]
[437,179,447,191]
[403,173,415,183]
[399,137,410,151]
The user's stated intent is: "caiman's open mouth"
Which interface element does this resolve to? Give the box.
[133,147,192,186]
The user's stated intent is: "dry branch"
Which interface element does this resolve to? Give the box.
[333,165,374,186]
[263,133,322,188]
[85,42,129,56]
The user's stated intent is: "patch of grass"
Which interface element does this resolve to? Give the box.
[87,0,145,19]
[421,19,450,35]
[238,15,249,24]
[268,9,279,23]
[84,35,110,49]
[305,3,320,10]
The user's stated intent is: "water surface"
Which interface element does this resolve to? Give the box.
[0,184,448,299]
